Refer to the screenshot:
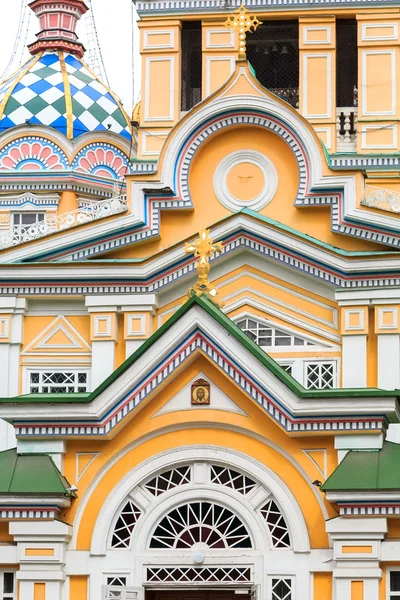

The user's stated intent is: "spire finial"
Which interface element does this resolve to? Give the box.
[224,3,262,60]
[185,229,224,307]
[28,0,88,58]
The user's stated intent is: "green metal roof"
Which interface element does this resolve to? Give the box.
[322,442,400,491]
[0,448,70,494]
[1,293,400,408]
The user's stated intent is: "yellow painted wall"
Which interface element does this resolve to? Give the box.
[69,576,88,600]
[58,191,78,217]
[34,583,46,600]
[62,354,337,551]
[313,573,332,600]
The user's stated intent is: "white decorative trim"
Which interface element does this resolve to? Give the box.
[302,26,331,46]
[143,29,175,50]
[302,53,332,119]
[378,307,398,330]
[362,49,396,117]
[93,315,112,337]
[206,28,235,49]
[0,317,10,339]
[141,131,168,156]
[144,57,175,121]
[205,56,235,97]
[344,308,365,331]
[213,150,278,212]
[362,23,399,42]
[126,314,146,337]
[313,127,332,150]
[0,192,60,209]
[361,124,397,150]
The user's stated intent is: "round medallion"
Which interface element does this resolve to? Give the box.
[213,150,278,212]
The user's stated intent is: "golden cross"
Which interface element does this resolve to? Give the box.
[185,229,224,307]
[224,3,262,60]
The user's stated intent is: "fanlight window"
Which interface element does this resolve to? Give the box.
[210,465,257,495]
[111,501,142,548]
[149,502,252,549]
[237,318,316,348]
[260,500,291,548]
[145,466,191,496]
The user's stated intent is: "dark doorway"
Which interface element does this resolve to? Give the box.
[146,591,251,600]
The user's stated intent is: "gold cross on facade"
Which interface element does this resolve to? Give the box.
[224,3,262,60]
[185,229,224,307]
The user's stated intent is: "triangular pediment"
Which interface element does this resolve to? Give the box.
[3,295,397,440]
[22,315,91,355]
[153,371,248,418]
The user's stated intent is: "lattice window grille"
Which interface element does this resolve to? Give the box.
[210,465,257,495]
[278,364,293,376]
[106,578,127,587]
[29,370,88,394]
[237,319,315,349]
[146,566,252,584]
[111,501,142,549]
[260,500,291,548]
[145,466,191,496]
[149,501,252,549]
[305,362,335,390]
[271,578,293,600]
[0,573,16,600]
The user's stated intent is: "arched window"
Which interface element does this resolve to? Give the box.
[149,502,253,549]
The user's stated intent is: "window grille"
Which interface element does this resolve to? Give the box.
[145,466,191,496]
[181,21,202,111]
[260,500,291,548]
[279,364,293,376]
[111,501,142,548]
[390,571,400,598]
[106,578,126,587]
[210,465,256,495]
[146,566,252,584]
[0,573,15,600]
[149,501,252,549]
[305,362,335,389]
[237,318,315,348]
[336,20,358,108]
[28,371,88,393]
[246,21,299,109]
[271,578,293,600]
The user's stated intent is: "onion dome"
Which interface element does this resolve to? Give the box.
[0,0,131,140]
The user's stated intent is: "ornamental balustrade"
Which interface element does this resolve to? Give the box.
[361,185,400,215]
[0,195,128,250]
[336,108,358,153]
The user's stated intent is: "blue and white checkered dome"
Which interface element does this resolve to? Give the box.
[0,51,132,141]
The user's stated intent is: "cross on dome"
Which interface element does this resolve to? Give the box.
[28,0,88,58]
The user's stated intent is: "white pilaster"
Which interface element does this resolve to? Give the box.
[10,520,72,600]
[342,335,367,387]
[377,334,400,389]
[327,517,386,600]
[91,340,116,389]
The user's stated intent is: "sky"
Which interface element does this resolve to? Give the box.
[0,0,141,112]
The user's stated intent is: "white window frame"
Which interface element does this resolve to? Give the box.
[0,571,17,600]
[276,359,338,389]
[268,575,295,600]
[23,367,91,395]
[387,567,400,598]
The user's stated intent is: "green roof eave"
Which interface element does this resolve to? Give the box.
[0,448,70,494]
[2,293,400,407]
[322,441,400,491]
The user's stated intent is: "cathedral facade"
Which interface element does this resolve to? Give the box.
[0,1,400,599]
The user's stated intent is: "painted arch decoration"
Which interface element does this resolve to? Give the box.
[0,135,131,179]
